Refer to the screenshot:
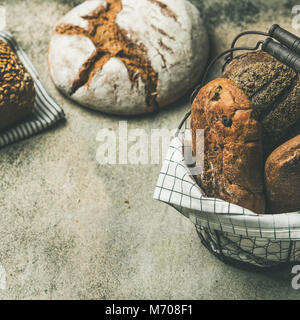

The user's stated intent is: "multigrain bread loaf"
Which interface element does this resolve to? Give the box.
[191,78,265,214]
[48,0,208,115]
[223,51,300,154]
[265,134,300,214]
[0,40,35,131]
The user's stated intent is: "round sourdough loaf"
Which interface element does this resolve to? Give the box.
[0,40,35,132]
[48,0,208,115]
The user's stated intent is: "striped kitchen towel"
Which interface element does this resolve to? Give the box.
[0,30,65,148]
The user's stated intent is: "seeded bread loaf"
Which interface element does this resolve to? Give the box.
[265,134,300,214]
[0,40,35,131]
[48,0,208,115]
[191,78,265,214]
[223,50,300,154]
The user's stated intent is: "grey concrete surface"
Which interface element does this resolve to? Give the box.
[0,0,299,299]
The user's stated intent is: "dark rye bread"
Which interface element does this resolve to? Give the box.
[0,40,35,132]
[191,78,265,214]
[265,134,300,214]
[223,50,300,154]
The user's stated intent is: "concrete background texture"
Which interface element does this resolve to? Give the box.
[0,0,299,299]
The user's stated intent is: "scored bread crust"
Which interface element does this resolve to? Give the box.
[191,78,265,214]
[48,0,208,115]
[0,40,35,131]
[223,51,300,154]
[265,134,300,214]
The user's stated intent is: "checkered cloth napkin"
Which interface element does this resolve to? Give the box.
[154,134,300,241]
[0,31,65,148]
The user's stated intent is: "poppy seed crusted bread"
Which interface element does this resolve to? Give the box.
[223,51,300,154]
[191,78,265,214]
[48,0,208,115]
[0,40,35,132]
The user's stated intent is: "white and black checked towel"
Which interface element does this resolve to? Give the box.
[154,128,300,266]
[0,31,65,148]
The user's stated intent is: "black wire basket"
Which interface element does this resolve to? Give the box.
[195,225,294,271]
[155,114,300,270]
[155,24,300,270]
